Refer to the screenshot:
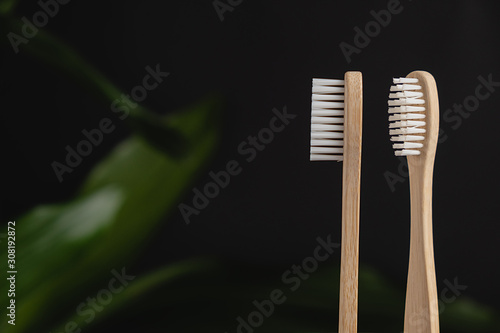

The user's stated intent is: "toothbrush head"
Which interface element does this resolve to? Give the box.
[310,78,345,161]
[388,71,439,158]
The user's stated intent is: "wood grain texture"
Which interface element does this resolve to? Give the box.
[339,71,363,333]
[404,71,440,333]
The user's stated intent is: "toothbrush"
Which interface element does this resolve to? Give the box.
[388,71,440,333]
[310,72,363,333]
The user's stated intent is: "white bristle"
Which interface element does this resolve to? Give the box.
[312,101,345,109]
[311,139,344,146]
[390,84,421,91]
[311,116,344,124]
[312,94,344,101]
[312,86,345,94]
[388,98,425,106]
[311,124,344,131]
[311,147,344,154]
[312,110,344,117]
[388,77,426,156]
[310,78,345,161]
[389,91,423,99]
[388,113,425,121]
[311,131,343,139]
[393,78,419,84]
[388,105,425,114]
[313,78,344,85]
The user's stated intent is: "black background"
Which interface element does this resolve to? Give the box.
[2,0,500,323]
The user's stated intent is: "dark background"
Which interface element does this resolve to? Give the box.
[2,0,499,327]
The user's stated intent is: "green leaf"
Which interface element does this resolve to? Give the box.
[12,186,124,297]
[0,98,221,333]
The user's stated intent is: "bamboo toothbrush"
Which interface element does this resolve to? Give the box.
[388,70,440,333]
[310,72,363,333]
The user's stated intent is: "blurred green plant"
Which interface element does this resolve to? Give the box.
[0,0,18,15]
[1,1,500,332]
[0,97,221,333]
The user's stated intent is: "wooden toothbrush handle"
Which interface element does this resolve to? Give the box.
[339,71,362,333]
[403,70,440,333]
[404,157,440,333]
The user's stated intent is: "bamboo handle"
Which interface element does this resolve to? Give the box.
[339,71,363,333]
[404,71,440,333]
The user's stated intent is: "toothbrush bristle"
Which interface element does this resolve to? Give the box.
[310,78,345,161]
[388,77,426,156]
